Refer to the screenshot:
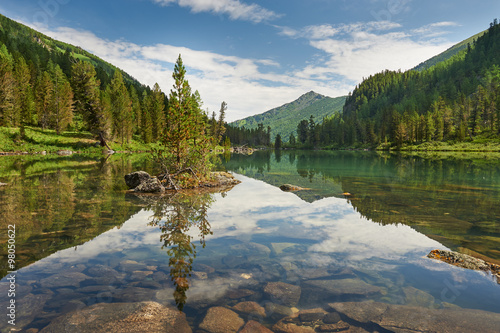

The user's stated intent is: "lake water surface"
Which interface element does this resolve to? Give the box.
[1,151,500,332]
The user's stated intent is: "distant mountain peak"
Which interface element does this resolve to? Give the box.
[231,92,346,141]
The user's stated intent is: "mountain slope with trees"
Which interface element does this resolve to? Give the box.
[0,13,227,153]
[289,19,500,150]
[231,91,346,142]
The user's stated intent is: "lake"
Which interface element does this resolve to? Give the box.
[1,150,500,332]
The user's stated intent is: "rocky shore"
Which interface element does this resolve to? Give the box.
[428,249,500,283]
[124,170,241,193]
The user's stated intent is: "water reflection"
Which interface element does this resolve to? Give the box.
[224,150,500,263]
[145,192,214,311]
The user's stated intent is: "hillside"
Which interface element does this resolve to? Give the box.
[0,13,143,90]
[291,19,500,149]
[413,29,487,71]
[231,91,346,141]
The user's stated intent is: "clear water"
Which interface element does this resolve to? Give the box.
[1,151,499,331]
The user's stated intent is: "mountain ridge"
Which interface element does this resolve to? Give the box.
[231,91,346,141]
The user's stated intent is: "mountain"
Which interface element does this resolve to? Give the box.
[301,20,500,149]
[231,91,346,141]
[413,29,487,71]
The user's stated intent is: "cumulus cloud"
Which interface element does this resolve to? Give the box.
[152,0,281,23]
[280,21,455,83]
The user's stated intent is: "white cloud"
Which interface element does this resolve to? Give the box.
[152,0,281,23]
[412,21,460,38]
[283,21,455,83]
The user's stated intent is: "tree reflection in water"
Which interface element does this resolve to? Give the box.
[146,192,214,311]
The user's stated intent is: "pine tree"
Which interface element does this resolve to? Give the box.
[0,44,15,126]
[153,55,214,188]
[129,85,141,135]
[150,83,165,141]
[141,90,153,143]
[108,70,133,145]
[36,71,52,130]
[13,57,35,135]
[50,64,73,134]
[71,60,111,147]
[275,133,282,150]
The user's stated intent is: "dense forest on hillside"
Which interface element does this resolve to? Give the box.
[289,19,500,149]
[231,92,346,142]
[0,14,226,150]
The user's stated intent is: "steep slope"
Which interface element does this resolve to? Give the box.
[232,91,346,140]
[413,29,487,71]
[0,13,144,91]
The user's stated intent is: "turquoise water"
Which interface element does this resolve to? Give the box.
[0,151,499,331]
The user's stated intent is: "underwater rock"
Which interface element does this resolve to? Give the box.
[240,320,273,333]
[329,301,500,333]
[264,282,301,307]
[232,301,266,318]
[403,286,435,308]
[0,293,51,331]
[265,302,294,320]
[199,306,244,333]
[39,301,191,333]
[428,249,500,283]
[39,272,89,289]
[304,278,382,298]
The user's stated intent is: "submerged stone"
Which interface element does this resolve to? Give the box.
[304,278,382,297]
[39,272,89,288]
[39,301,191,333]
[264,282,301,307]
[232,301,266,318]
[199,306,244,333]
[330,301,500,333]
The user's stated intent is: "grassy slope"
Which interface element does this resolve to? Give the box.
[232,91,346,140]
[0,127,154,153]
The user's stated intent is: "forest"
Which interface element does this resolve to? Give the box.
[2,12,500,152]
[0,14,226,150]
[287,19,500,149]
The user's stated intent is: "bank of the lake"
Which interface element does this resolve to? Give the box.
[0,126,155,155]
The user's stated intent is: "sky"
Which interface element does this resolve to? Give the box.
[0,0,499,121]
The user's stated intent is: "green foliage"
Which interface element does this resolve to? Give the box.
[152,55,214,181]
[231,91,346,141]
[292,19,500,150]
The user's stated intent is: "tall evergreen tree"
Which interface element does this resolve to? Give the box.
[50,64,73,134]
[71,60,111,147]
[14,57,35,135]
[153,55,213,186]
[108,70,133,144]
[0,44,15,126]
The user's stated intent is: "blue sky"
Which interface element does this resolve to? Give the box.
[0,0,499,121]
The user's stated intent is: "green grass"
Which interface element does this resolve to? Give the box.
[378,136,500,152]
[0,126,154,153]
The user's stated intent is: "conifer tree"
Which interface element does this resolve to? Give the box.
[108,70,133,144]
[141,90,153,143]
[150,83,165,141]
[36,71,52,130]
[14,57,35,135]
[71,60,111,147]
[0,45,15,126]
[50,64,73,134]
[153,55,213,188]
